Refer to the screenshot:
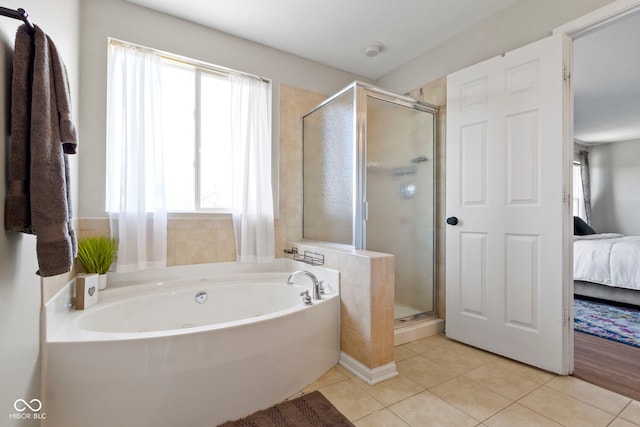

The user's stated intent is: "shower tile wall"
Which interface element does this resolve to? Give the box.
[77,217,237,265]
[277,85,328,249]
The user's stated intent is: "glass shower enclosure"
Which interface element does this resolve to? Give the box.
[302,82,437,321]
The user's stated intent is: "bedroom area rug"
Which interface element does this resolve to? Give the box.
[218,391,354,427]
[574,298,640,348]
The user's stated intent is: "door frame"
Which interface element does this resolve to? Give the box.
[554,0,640,368]
[554,0,640,39]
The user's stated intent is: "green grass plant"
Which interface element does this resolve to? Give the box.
[77,236,118,274]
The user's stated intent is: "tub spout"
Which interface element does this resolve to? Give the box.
[287,270,323,300]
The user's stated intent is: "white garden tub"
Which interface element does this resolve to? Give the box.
[43,260,340,427]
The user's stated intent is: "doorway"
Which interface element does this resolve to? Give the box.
[444,0,640,377]
[568,4,640,401]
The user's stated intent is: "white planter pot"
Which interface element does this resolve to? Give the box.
[98,274,108,291]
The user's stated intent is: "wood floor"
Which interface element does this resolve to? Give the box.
[573,331,640,401]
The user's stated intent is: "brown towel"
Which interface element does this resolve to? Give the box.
[5,24,78,277]
[5,25,32,233]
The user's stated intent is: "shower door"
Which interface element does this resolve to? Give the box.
[364,94,436,320]
[302,88,355,245]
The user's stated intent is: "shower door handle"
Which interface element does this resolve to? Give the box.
[446,216,459,226]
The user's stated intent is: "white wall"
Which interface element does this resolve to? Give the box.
[376,0,615,94]
[78,0,369,217]
[0,1,79,425]
[590,139,640,234]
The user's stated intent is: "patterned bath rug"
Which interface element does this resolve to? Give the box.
[218,391,354,427]
[574,298,640,348]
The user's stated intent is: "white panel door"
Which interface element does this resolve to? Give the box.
[446,34,571,374]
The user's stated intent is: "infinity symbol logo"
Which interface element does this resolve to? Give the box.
[14,399,42,412]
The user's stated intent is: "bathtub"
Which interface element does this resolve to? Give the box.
[43,260,340,427]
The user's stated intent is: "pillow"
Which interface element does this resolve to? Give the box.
[574,216,596,235]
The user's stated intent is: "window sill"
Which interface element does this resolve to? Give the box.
[168,212,232,219]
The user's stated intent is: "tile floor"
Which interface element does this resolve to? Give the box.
[302,333,640,427]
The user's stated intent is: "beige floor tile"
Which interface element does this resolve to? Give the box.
[485,403,563,427]
[396,354,458,389]
[352,374,425,406]
[430,376,513,421]
[319,380,384,421]
[609,417,640,427]
[487,357,556,385]
[620,401,640,425]
[519,386,616,427]
[546,376,631,414]
[354,409,410,427]
[389,390,478,427]
[421,342,498,375]
[336,363,359,379]
[310,334,639,427]
[395,345,418,362]
[401,333,452,354]
[303,365,349,392]
[464,363,541,400]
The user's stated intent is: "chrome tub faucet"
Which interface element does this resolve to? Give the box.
[287,270,324,301]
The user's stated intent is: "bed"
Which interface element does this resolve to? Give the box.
[574,230,640,307]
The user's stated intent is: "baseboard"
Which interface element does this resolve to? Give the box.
[394,317,444,346]
[338,352,397,385]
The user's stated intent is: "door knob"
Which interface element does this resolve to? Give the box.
[446,216,459,226]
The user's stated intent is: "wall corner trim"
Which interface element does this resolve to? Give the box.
[338,352,397,385]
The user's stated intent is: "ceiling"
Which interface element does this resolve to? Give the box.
[126,0,518,79]
[128,0,640,145]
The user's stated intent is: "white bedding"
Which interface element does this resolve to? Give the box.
[574,233,640,291]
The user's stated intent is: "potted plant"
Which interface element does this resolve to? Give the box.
[77,236,118,290]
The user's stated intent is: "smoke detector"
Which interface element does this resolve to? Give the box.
[363,42,383,58]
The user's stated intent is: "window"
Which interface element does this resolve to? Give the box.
[160,58,234,212]
[160,59,236,212]
[107,40,271,214]
[107,40,275,267]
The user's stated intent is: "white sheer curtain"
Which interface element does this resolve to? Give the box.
[106,43,167,272]
[579,150,593,225]
[230,74,275,263]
